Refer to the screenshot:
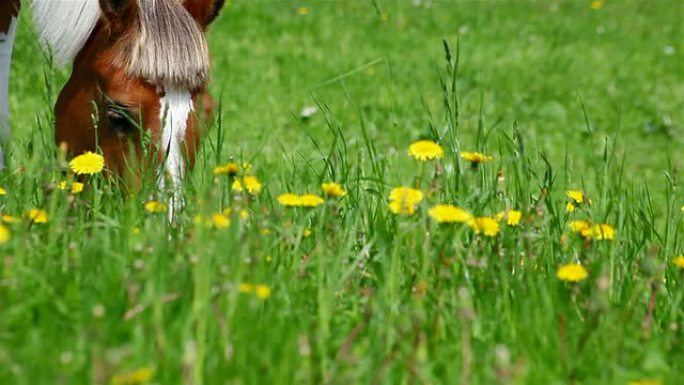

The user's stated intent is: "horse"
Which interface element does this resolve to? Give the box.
[0,0,225,215]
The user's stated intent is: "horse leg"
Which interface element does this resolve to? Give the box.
[0,1,20,169]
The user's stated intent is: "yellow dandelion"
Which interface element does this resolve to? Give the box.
[428,204,472,224]
[239,209,249,220]
[468,217,500,237]
[26,209,48,224]
[69,151,105,175]
[214,162,239,176]
[496,210,522,226]
[303,229,312,237]
[111,367,153,385]
[565,202,576,212]
[211,213,230,229]
[389,187,424,216]
[232,176,262,194]
[566,190,587,204]
[278,193,301,207]
[2,214,20,224]
[460,151,493,165]
[299,194,325,207]
[408,140,444,161]
[0,187,6,195]
[673,256,684,269]
[238,283,254,293]
[590,0,604,11]
[557,263,588,282]
[255,284,272,299]
[71,182,84,194]
[0,224,10,244]
[581,224,615,240]
[298,6,309,15]
[144,201,167,213]
[321,182,347,198]
[568,220,591,234]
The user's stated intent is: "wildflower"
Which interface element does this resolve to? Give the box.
[144,201,167,213]
[26,209,48,224]
[69,151,104,175]
[590,0,604,11]
[214,162,239,176]
[238,283,254,293]
[255,284,271,299]
[581,224,615,240]
[111,367,153,385]
[557,263,588,282]
[58,181,84,194]
[298,6,309,15]
[568,220,591,234]
[408,140,444,161]
[468,217,500,237]
[428,204,472,224]
[278,193,301,207]
[303,229,312,237]
[2,215,19,224]
[211,213,230,229]
[566,190,587,204]
[672,256,684,269]
[0,224,10,244]
[389,187,424,215]
[565,202,576,212]
[299,194,325,207]
[321,182,347,198]
[496,210,522,226]
[232,176,262,194]
[0,187,6,195]
[460,151,493,165]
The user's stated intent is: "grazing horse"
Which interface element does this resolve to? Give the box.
[0,0,225,214]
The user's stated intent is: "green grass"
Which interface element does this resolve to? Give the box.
[3,0,684,383]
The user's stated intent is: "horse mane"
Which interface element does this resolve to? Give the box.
[30,0,209,89]
[30,0,101,65]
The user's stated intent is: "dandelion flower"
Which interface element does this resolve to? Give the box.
[59,181,84,194]
[673,256,684,269]
[566,190,587,204]
[298,6,309,15]
[299,194,325,207]
[568,220,591,234]
[144,201,167,213]
[389,187,424,215]
[428,204,472,224]
[26,209,48,224]
[111,367,153,385]
[557,263,588,282]
[468,217,500,237]
[565,202,576,212]
[255,284,272,299]
[0,187,6,195]
[460,151,493,165]
[581,224,615,240]
[321,182,347,197]
[408,140,444,161]
[496,210,522,226]
[238,283,254,293]
[232,176,262,194]
[69,152,104,175]
[278,193,301,207]
[214,162,239,176]
[211,213,230,229]
[0,224,10,244]
[303,229,312,237]
[590,0,604,11]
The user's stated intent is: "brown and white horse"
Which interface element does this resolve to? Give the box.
[0,0,224,215]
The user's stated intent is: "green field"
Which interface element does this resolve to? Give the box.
[3,0,684,384]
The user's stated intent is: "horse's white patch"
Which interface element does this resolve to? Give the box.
[0,16,19,169]
[159,87,193,219]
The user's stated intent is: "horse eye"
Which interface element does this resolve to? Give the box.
[106,106,134,135]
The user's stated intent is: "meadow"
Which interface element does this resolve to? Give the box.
[2,0,684,384]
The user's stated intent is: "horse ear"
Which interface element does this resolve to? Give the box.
[99,0,133,21]
[184,0,226,27]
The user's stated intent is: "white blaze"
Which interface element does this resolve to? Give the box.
[159,87,193,220]
[0,16,19,169]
